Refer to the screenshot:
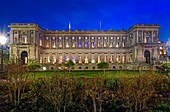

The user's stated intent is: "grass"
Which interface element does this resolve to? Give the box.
[27,70,158,79]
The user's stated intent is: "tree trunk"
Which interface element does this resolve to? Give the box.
[92,97,97,112]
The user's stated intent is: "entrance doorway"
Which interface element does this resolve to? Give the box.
[144,50,150,64]
[21,51,28,64]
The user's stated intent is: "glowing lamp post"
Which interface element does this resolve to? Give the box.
[0,35,7,72]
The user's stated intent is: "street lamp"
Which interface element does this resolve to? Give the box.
[0,35,7,72]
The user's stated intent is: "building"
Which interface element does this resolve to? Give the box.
[8,23,168,70]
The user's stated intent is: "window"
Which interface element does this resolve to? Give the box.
[72,56,76,63]
[59,42,62,48]
[52,42,56,48]
[78,42,82,48]
[58,56,62,64]
[78,56,82,64]
[40,39,42,46]
[85,42,88,48]
[98,55,101,63]
[109,42,113,47]
[91,54,95,63]
[110,55,114,63]
[66,41,69,48]
[116,42,119,47]
[116,55,120,63]
[122,42,125,47]
[72,42,75,48]
[85,55,88,63]
[104,42,107,47]
[23,36,27,43]
[91,42,95,48]
[46,42,50,48]
[104,55,108,62]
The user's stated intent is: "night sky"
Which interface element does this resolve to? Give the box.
[0,0,170,54]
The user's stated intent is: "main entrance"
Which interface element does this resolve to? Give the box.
[21,51,28,64]
[144,50,150,64]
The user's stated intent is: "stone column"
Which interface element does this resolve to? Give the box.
[137,30,138,44]
[151,31,154,43]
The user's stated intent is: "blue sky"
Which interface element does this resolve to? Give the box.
[0,0,170,53]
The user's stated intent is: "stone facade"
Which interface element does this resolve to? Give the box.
[8,23,168,70]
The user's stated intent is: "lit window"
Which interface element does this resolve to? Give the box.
[85,55,88,63]
[98,55,101,63]
[40,39,42,46]
[59,37,62,40]
[122,55,125,63]
[78,42,82,48]
[46,42,49,48]
[59,42,62,47]
[78,56,82,64]
[85,37,88,40]
[104,37,107,39]
[53,57,56,64]
[48,56,50,63]
[98,42,101,47]
[91,42,95,48]
[58,56,62,64]
[104,42,107,47]
[98,37,100,39]
[116,55,120,63]
[52,42,56,48]
[85,42,88,48]
[117,37,119,40]
[110,55,113,63]
[72,42,75,47]
[164,51,166,54]
[66,42,69,48]
[91,55,95,63]
[160,51,162,54]
[79,37,81,40]
[116,42,119,47]
[104,55,108,62]
[72,56,76,63]
[91,37,94,39]
[72,37,75,40]
[109,43,113,47]
[122,42,125,47]
[111,37,113,39]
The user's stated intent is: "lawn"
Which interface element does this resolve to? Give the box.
[27,70,160,79]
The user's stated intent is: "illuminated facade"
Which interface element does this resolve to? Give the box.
[9,23,168,70]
